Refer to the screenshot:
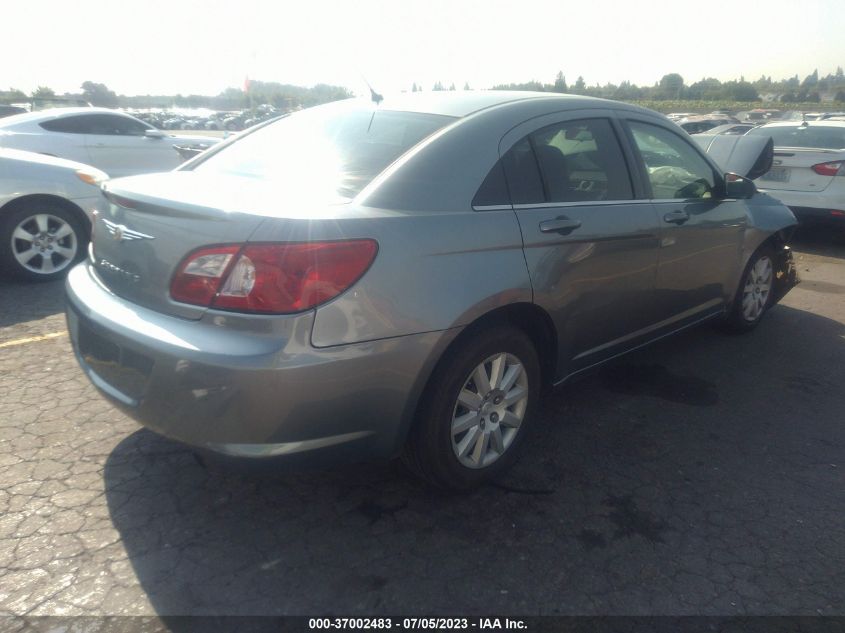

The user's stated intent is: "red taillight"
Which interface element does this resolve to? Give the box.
[811,161,844,177]
[170,240,378,313]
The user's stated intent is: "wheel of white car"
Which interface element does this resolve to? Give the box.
[723,245,776,333]
[403,325,540,490]
[0,200,87,282]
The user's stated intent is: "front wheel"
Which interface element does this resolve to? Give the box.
[0,201,87,282]
[722,246,775,332]
[403,326,540,491]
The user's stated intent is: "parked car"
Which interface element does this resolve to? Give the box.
[694,123,757,136]
[678,115,739,134]
[0,149,107,280]
[748,121,845,228]
[0,108,219,177]
[0,105,27,119]
[66,92,798,489]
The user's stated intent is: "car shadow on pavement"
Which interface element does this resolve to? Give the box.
[790,226,845,259]
[0,278,66,329]
[103,303,845,616]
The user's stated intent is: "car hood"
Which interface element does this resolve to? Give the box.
[0,147,98,172]
[693,134,774,180]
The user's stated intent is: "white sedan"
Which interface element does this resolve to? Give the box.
[748,121,845,229]
[0,108,219,178]
[0,148,108,280]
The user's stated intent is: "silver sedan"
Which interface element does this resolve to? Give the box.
[1,149,107,280]
[66,92,799,489]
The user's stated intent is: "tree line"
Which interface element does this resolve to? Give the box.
[489,68,845,103]
[2,67,844,110]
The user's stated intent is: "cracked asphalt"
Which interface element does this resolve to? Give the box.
[1,228,844,617]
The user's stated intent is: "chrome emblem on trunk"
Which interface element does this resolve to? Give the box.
[102,218,154,242]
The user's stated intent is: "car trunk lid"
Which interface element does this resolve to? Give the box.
[92,172,271,319]
[756,148,845,192]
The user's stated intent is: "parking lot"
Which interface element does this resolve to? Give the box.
[0,228,843,616]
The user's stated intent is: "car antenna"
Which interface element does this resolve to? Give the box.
[360,75,383,133]
[361,75,383,105]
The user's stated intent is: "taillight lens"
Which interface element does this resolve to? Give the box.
[170,240,378,313]
[170,245,241,306]
[811,161,845,177]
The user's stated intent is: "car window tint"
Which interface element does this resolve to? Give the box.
[85,114,149,136]
[628,121,716,200]
[501,137,544,205]
[39,115,92,134]
[529,118,633,202]
[747,125,845,150]
[472,159,510,207]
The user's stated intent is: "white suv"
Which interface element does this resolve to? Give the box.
[748,121,845,228]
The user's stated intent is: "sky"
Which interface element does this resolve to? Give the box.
[3,0,845,97]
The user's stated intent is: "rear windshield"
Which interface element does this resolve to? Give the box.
[192,100,455,201]
[747,125,845,150]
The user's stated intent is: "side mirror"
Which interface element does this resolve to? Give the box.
[724,173,757,199]
[145,129,166,139]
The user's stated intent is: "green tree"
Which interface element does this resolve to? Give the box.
[448,83,456,91]
[658,73,684,99]
[463,81,471,90]
[411,82,419,92]
[572,76,586,94]
[0,87,27,103]
[801,69,818,88]
[81,81,118,107]
[835,89,845,103]
[31,86,55,99]
[432,81,444,91]
[553,71,567,93]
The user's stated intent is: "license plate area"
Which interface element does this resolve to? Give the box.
[78,320,153,403]
[761,167,790,183]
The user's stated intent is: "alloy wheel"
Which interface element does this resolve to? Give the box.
[10,213,78,276]
[450,352,529,469]
[741,255,773,322]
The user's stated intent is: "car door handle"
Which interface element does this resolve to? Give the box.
[663,209,689,225]
[539,216,582,235]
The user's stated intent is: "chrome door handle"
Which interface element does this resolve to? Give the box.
[539,216,582,235]
[663,209,689,225]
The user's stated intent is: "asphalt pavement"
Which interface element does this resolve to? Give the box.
[0,228,843,617]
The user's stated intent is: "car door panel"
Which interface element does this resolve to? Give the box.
[497,111,662,377]
[623,118,747,325]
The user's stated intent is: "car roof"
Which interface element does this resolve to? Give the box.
[757,120,845,128]
[372,90,647,118]
[0,106,131,127]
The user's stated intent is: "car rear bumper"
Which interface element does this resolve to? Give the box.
[756,187,845,226]
[65,261,456,462]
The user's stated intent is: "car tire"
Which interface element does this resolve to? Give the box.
[402,326,541,491]
[721,244,776,333]
[0,201,87,282]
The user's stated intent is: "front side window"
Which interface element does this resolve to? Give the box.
[193,101,454,201]
[629,121,717,199]
[85,114,150,136]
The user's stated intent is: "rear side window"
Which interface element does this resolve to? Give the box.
[529,118,633,202]
[747,125,845,150]
[39,115,91,133]
[628,121,717,200]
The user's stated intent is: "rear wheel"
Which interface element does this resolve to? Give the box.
[722,246,775,332]
[0,201,87,282]
[403,326,540,491]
